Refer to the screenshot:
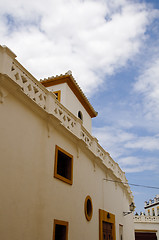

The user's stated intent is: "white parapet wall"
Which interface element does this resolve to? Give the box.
[134,216,159,239]
[0,45,133,201]
[144,195,159,216]
[0,45,135,240]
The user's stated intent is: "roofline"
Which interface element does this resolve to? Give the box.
[40,73,98,118]
[145,202,159,209]
[0,73,133,202]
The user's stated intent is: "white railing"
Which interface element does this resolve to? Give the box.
[81,125,94,148]
[145,197,159,207]
[0,45,133,201]
[10,60,48,110]
[54,100,77,133]
[134,215,159,223]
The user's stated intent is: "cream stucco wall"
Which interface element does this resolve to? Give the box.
[134,217,159,239]
[0,45,135,240]
[47,83,92,133]
[0,79,134,240]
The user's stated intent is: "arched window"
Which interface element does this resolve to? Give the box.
[78,111,83,121]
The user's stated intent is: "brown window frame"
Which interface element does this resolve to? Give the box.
[99,209,116,240]
[53,219,68,240]
[54,145,73,185]
[53,90,61,102]
[84,195,93,221]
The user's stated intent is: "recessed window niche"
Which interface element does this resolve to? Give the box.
[54,145,73,185]
[53,90,61,102]
[78,111,83,121]
[53,219,68,240]
[84,195,93,221]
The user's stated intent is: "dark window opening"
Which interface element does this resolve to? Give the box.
[53,220,68,240]
[135,232,157,240]
[85,196,93,221]
[54,146,73,185]
[78,111,83,121]
[55,224,66,240]
[54,92,58,99]
[87,199,92,217]
[57,150,72,180]
[53,91,61,102]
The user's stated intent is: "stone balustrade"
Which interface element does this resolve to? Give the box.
[145,195,159,207]
[134,215,159,223]
[0,45,133,201]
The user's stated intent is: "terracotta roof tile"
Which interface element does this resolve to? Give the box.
[40,71,98,118]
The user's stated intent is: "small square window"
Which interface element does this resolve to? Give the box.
[53,91,61,102]
[54,145,73,185]
[53,220,68,240]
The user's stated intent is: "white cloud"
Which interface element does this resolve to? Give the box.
[125,135,159,151]
[134,57,159,120]
[93,125,159,155]
[118,156,142,166]
[93,125,159,173]
[118,156,158,173]
[0,0,157,96]
[121,164,156,173]
[1,0,159,175]
[93,125,135,159]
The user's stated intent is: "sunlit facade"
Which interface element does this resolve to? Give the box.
[0,45,135,240]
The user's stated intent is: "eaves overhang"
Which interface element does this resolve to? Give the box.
[40,72,98,118]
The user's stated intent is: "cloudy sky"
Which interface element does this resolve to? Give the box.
[1,0,159,213]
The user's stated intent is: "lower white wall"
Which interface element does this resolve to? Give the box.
[134,217,159,239]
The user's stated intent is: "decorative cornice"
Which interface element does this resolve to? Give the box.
[134,215,159,223]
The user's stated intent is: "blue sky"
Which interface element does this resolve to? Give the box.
[1,0,159,213]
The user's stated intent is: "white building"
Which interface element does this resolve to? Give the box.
[0,45,135,240]
[145,195,159,217]
[134,195,159,240]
